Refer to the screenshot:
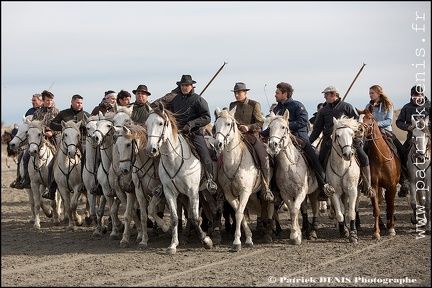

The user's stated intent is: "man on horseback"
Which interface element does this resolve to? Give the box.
[156,74,218,193]
[42,94,90,200]
[229,82,275,202]
[309,85,375,198]
[396,85,431,197]
[15,90,59,189]
[260,82,335,199]
[365,85,411,197]
[10,93,43,189]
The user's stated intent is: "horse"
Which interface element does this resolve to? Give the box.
[407,115,431,234]
[357,105,400,240]
[145,103,213,255]
[26,120,61,229]
[113,123,166,248]
[326,115,361,243]
[54,120,89,231]
[82,113,107,236]
[1,130,19,168]
[265,110,321,245]
[213,106,274,251]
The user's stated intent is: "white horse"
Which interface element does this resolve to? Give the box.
[113,123,166,248]
[82,114,107,236]
[213,107,274,252]
[26,120,61,229]
[54,120,88,231]
[407,115,431,234]
[145,103,213,255]
[265,110,320,245]
[326,116,361,243]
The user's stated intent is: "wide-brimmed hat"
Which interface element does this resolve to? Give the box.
[176,75,196,85]
[321,86,339,94]
[231,82,250,92]
[132,85,151,96]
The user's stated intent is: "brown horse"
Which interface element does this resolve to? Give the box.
[1,130,19,168]
[357,106,400,240]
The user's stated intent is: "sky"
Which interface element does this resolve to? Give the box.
[1,1,431,127]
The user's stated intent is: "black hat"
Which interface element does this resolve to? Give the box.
[132,85,151,96]
[231,82,250,92]
[176,75,197,85]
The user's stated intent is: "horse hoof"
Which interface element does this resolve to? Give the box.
[166,248,176,255]
[290,238,302,245]
[211,231,222,245]
[119,241,130,248]
[29,219,35,224]
[388,228,396,236]
[138,242,148,249]
[263,234,273,243]
[372,234,381,240]
[203,236,213,249]
[85,216,93,226]
[229,244,241,252]
[309,230,318,240]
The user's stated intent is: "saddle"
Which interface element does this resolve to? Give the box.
[290,135,310,166]
[380,129,399,158]
[182,133,201,161]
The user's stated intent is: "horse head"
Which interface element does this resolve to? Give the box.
[93,111,115,147]
[213,106,239,153]
[145,102,177,157]
[27,120,45,156]
[61,120,81,158]
[356,106,375,138]
[9,115,33,151]
[332,115,357,161]
[267,110,290,155]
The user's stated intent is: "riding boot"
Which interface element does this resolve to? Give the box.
[360,166,376,198]
[42,181,57,200]
[15,170,30,189]
[10,170,22,188]
[206,163,218,194]
[260,167,275,202]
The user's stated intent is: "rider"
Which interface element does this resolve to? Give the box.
[309,85,375,198]
[228,82,275,202]
[260,82,335,199]
[15,90,59,189]
[10,93,43,189]
[365,85,410,197]
[42,94,90,200]
[395,85,431,197]
[153,75,218,193]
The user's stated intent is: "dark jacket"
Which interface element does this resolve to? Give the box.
[309,98,357,144]
[131,102,152,124]
[229,97,263,137]
[49,106,90,147]
[91,99,115,116]
[396,96,430,143]
[261,97,309,141]
[164,89,211,132]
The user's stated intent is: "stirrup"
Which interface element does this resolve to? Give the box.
[207,179,218,194]
[262,190,274,202]
[364,186,376,198]
[323,183,335,197]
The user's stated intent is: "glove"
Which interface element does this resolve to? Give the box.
[182,124,191,134]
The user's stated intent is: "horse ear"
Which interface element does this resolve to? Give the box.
[158,101,164,112]
[229,105,237,117]
[270,111,275,117]
[215,107,221,117]
[367,105,373,113]
[76,120,82,128]
[61,120,67,129]
[283,109,289,121]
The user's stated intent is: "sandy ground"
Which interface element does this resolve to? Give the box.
[1,143,430,287]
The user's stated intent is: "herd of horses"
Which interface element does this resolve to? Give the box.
[2,104,430,254]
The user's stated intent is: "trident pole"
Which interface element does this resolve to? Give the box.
[340,63,366,103]
[199,62,227,96]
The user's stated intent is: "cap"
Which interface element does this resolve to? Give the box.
[322,86,339,94]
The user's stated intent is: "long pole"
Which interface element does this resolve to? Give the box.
[48,82,55,91]
[340,63,366,103]
[199,62,227,96]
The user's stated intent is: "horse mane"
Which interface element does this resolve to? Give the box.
[29,120,43,130]
[152,105,179,136]
[334,115,358,132]
[104,111,116,121]
[124,123,148,149]
[86,114,99,123]
[63,120,80,131]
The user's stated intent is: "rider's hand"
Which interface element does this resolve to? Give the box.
[182,124,191,134]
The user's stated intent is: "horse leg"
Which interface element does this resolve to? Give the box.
[188,192,213,250]
[135,191,149,249]
[331,194,348,238]
[26,188,36,224]
[164,192,180,255]
[372,195,381,240]
[120,192,136,248]
[71,187,83,227]
[288,195,303,245]
[385,188,397,236]
[94,196,108,236]
[347,189,359,244]
[32,183,43,230]
[109,197,123,240]
[308,192,319,240]
[225,194,245,252]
